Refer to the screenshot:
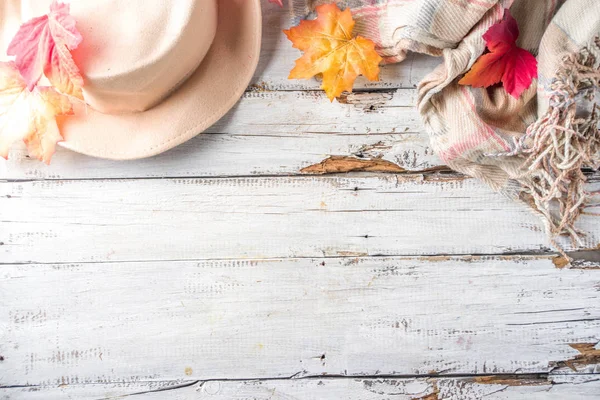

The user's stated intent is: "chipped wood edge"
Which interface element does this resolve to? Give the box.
[553,343,600,371]
[300,155,408,174]
[300,155,453,175]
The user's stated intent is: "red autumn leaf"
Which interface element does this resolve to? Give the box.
[7,0,84,99]
[269,0,283,6]
[459,9,537,98]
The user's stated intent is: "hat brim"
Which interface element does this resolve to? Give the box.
[57,0,262,160]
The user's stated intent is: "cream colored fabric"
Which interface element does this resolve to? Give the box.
[416,0,599,245]
[16,0,218,113]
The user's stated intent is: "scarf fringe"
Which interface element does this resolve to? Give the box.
[504,40,600,258]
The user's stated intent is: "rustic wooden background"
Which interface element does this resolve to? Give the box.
[1,3,599,399]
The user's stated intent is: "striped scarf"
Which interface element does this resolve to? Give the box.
[290,0,600,255]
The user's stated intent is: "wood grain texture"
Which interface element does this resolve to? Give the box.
[1,2,599,397]
[1,256,599,387]
[3,375,600,400]
[0,89,438,180]
[2,176,599,263]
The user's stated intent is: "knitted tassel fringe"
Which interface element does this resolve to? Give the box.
[505,40,600,256]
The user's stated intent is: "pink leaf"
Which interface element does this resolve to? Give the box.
[269,0,283,7]
[7,0,84,99]
[459,9,537,98]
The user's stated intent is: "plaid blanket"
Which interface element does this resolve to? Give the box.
[291,0,600,253]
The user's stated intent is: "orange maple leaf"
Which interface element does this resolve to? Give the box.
[0,62,73,164]
[459,10,537,98]
[284,3,382,101]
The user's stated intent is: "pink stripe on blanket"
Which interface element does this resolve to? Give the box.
[466,0,498,8]
[349,0,413,47]
[350,0,411,17]
[438,87,510,162]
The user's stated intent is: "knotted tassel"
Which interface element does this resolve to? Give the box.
[503,41,600,257]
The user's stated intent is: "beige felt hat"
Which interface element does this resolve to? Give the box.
[1,0,262,160]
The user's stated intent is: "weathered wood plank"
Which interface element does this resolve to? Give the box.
[3,375,600,400]
[0,130,438,181]
[0,90,437,180]
[1,256,599,386]
[1,176,599,263]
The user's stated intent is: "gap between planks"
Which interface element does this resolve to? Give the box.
[2,374,600,400]
[0,170,459,184]
[0,372,592,389]
[0,252,598,268]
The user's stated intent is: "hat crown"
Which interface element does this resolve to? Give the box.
[21,0,218,114]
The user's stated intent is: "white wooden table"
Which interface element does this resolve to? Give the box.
[1,4,600,399]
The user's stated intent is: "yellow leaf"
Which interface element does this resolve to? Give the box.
[0,62,73,164]
[284,3,382,101]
